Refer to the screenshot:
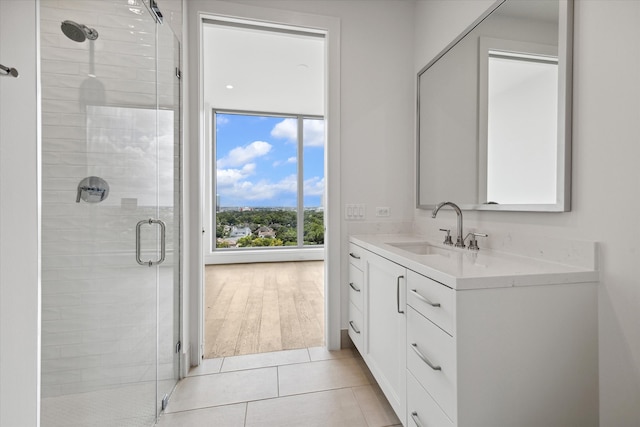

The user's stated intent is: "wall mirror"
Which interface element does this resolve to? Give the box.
[417,0,573,212]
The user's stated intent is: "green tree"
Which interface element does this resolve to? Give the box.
[277,227,297,245]
[216,209,324,247]
[216,240,230,248]
[216,223,225,238]
[236,235,283,247]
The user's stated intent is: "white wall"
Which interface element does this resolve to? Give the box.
[414,1,640,425]
[0,1,40,425]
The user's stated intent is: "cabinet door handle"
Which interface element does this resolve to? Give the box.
[410,289,441,307]
[411,343,441,371]
[349,282,361,292]
[410,411,425,427]
[349,252,360,260]
[349,320,361,334]
[397,275,405,314]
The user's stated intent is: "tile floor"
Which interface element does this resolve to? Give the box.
[156,347,401,427]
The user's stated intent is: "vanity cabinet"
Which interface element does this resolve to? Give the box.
[349,237,598,427]
[347,243,365,353]
[406,282,598,427]
[365,252,407,426]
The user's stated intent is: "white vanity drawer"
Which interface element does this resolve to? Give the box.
[407,307,456,421]
[407,371,454,427]
[348,301,364,353]
[407,269,454,335]
[348,242,364,270]
[348,263,364,312]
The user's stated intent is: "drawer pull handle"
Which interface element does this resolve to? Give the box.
[349,252,361,260]
[410,411,425,427]
[410,289,441,307]
[411,343,441,371]
[349,282,361,292]
[397,275,405,314]
[349,320,361,334]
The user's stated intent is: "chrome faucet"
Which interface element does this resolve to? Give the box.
[432,201,465,248]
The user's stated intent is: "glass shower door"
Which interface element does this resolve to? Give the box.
[156,16,181,413]
[39,1,180,426]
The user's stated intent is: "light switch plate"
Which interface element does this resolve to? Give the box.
[345,204,365,220]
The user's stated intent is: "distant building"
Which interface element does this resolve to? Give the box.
[229,226,252,238]
[257,226,276,238]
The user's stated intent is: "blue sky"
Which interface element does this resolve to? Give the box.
[215,113,325,208]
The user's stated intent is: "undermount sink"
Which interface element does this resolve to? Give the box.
[387,242,451,256]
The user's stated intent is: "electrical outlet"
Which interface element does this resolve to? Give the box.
[375,207,390,217]
[345,204,365,220]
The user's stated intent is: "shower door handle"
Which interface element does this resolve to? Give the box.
[136,219,166,267]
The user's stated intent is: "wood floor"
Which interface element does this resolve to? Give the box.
[204,261,325,359]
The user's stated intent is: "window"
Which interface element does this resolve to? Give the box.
[213,111,324,250]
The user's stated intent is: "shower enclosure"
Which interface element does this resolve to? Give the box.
[39,1,181,426]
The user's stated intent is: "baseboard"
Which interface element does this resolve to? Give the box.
[340,329,355,349]
[181,347,191,378]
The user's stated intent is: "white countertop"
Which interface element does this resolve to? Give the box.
[350,234,599,290]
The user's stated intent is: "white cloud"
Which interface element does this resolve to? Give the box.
[231,175,322,202]
[272,156,297,167]
[271,118,325,147]
[217,140,272,168]
[216,169,301,203]
[216,116,229,126]
[271,118,297,142]
[304,176,325,197]
[245,175,297,200]
[216,163,256,186]
[302,119,325,147]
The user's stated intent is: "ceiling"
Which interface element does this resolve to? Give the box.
[202,22,325,116]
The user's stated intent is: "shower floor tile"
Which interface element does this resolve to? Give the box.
[41,383,156,427]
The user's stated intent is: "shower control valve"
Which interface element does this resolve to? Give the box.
[76,176,109,203]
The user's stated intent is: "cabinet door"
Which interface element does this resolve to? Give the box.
[366,252,406,425]
[348,263,364,313]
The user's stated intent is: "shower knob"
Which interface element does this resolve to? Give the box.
[76,176,109,203]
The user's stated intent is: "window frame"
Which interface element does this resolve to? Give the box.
[208,109,325,259]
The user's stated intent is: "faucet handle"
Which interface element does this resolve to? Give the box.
[439,228,453,246]
[465,232,488,251]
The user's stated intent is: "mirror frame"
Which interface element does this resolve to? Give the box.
[416,0,573,212]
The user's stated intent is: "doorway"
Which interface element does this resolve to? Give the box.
[201,18,327,360]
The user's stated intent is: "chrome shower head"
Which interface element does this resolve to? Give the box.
[61,20,98,42]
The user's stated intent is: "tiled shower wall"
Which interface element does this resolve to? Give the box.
[40,0,181,400]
